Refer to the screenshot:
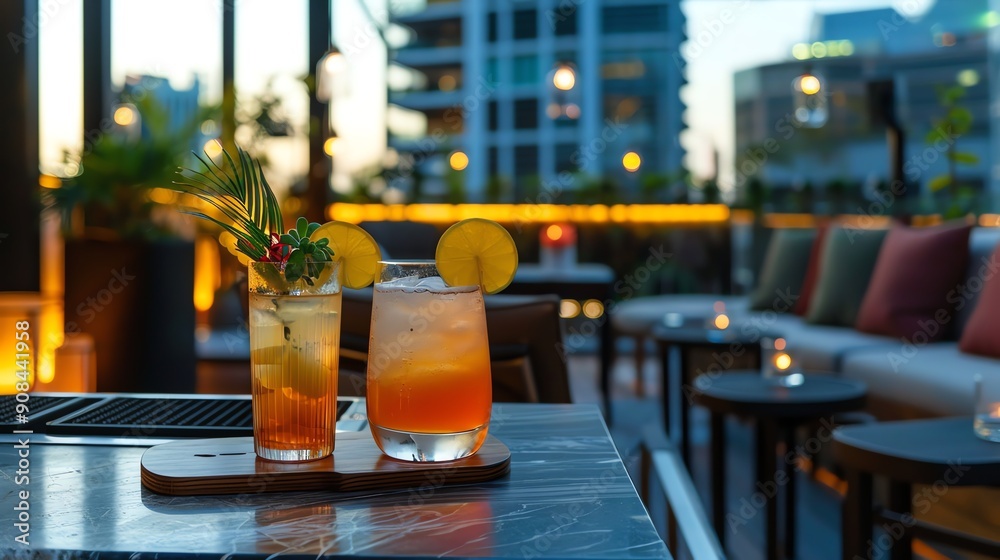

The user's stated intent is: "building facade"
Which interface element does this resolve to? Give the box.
[733,1,991,200]
[388,0,686,202]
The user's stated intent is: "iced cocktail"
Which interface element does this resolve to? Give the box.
[249,261,342,462]
[367,261,492,462]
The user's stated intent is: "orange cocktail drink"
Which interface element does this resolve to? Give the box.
[249,261,342,462]
[367,261,492,462]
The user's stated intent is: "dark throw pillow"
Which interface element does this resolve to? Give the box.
[749,228,816,312]
[793,224,828,316]
[855,222,972,341]
[960,243,1000,357]
[806,226,888,326]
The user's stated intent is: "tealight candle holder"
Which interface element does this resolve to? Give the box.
[761,337,796,382]
[539,223,577,269]
[704,301,729,330]
[706,312,730,330]
[974,374,1000,442]
[663,312,684,328]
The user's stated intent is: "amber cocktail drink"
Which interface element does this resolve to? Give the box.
[367,261,492,462]
[249,261,342,462]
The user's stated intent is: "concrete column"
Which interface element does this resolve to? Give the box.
[82,0,110,141]
[537,0,556,187]
[579,0,601,176]
[462,0,487,200]
[307,0,332,222]
[0,0,40,291]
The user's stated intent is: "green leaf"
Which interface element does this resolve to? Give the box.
[284,250,305,283]
[171,145,283,259]
[306,222,320,236]
[940,85,965,106]
[928,175,952,192]
[279,233,297,246]
[925,128,946,144]
[951,151,979,165]
[296,216,309,238]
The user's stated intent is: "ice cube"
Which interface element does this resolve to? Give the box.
[379,275,451,293]
[414,276,448,291]
[379,275,424,289]
[273,297,321,323]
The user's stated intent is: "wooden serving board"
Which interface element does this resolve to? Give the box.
[140,432,511,496]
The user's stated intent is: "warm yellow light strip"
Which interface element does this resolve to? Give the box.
[910,214,942,227]
[730,209,755,225]
[327,203,731,225]
[762,213,817,229]
[979,214,1000,227]
[835,215,893,229]
[193,235,221,313]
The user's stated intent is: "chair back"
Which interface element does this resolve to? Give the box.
[339,290,571,404]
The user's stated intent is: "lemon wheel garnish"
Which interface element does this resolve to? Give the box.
[435,218,518,295]
[312,221,381,289]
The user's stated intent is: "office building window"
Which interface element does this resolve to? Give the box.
[554,10,577,36]
[514,145,539,179]
[602,5,667,34]
[486,58,499,86]
[488,12,497,43]
[555,143,579,173]
[513,9,537,40]
[514,99,538,129]
[513,55,539,85]
[488,146,499,177]
[488,100,499,131]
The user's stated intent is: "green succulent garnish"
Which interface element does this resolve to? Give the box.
[280,217,334,284]
[171,146,333,284]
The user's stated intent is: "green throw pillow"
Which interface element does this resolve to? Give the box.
[749,228,816,312]
[805,226,888,326]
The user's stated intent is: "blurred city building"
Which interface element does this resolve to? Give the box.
[387,0,686,202]
[120,75,207,149]
[733,0,991,201]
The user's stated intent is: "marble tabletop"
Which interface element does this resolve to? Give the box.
[0,402,669,559]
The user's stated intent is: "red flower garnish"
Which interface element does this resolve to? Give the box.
[258,232,292,265]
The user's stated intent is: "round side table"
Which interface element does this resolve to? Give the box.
[651,324,766,466]
[691,371,867,560]
[834,417,1000,560]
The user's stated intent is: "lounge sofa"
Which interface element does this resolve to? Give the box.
[611,223,1000,546]
[610,225,1000,421]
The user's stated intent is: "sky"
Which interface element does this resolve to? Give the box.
[38,0,937,192]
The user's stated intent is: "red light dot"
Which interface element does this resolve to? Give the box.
[546,224,563,241]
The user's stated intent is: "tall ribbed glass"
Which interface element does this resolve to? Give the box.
[248,261,342,462]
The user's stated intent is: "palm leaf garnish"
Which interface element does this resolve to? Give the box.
[172,145,284,261]
[171,145,335,284]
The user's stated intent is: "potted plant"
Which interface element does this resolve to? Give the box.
[45,94,212,393]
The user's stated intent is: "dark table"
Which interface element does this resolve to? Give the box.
[651,323,764,466]
[0,401,668,559]
[834,417,1000,560]
[507,264,616,415]
[691,372,867,560]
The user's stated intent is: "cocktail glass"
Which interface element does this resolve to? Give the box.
[248,260,342,461]
[367,260,492,462]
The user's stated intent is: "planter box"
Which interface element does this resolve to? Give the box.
[64,238,196,393]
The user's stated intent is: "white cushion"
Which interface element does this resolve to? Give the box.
[840,343,998,418]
